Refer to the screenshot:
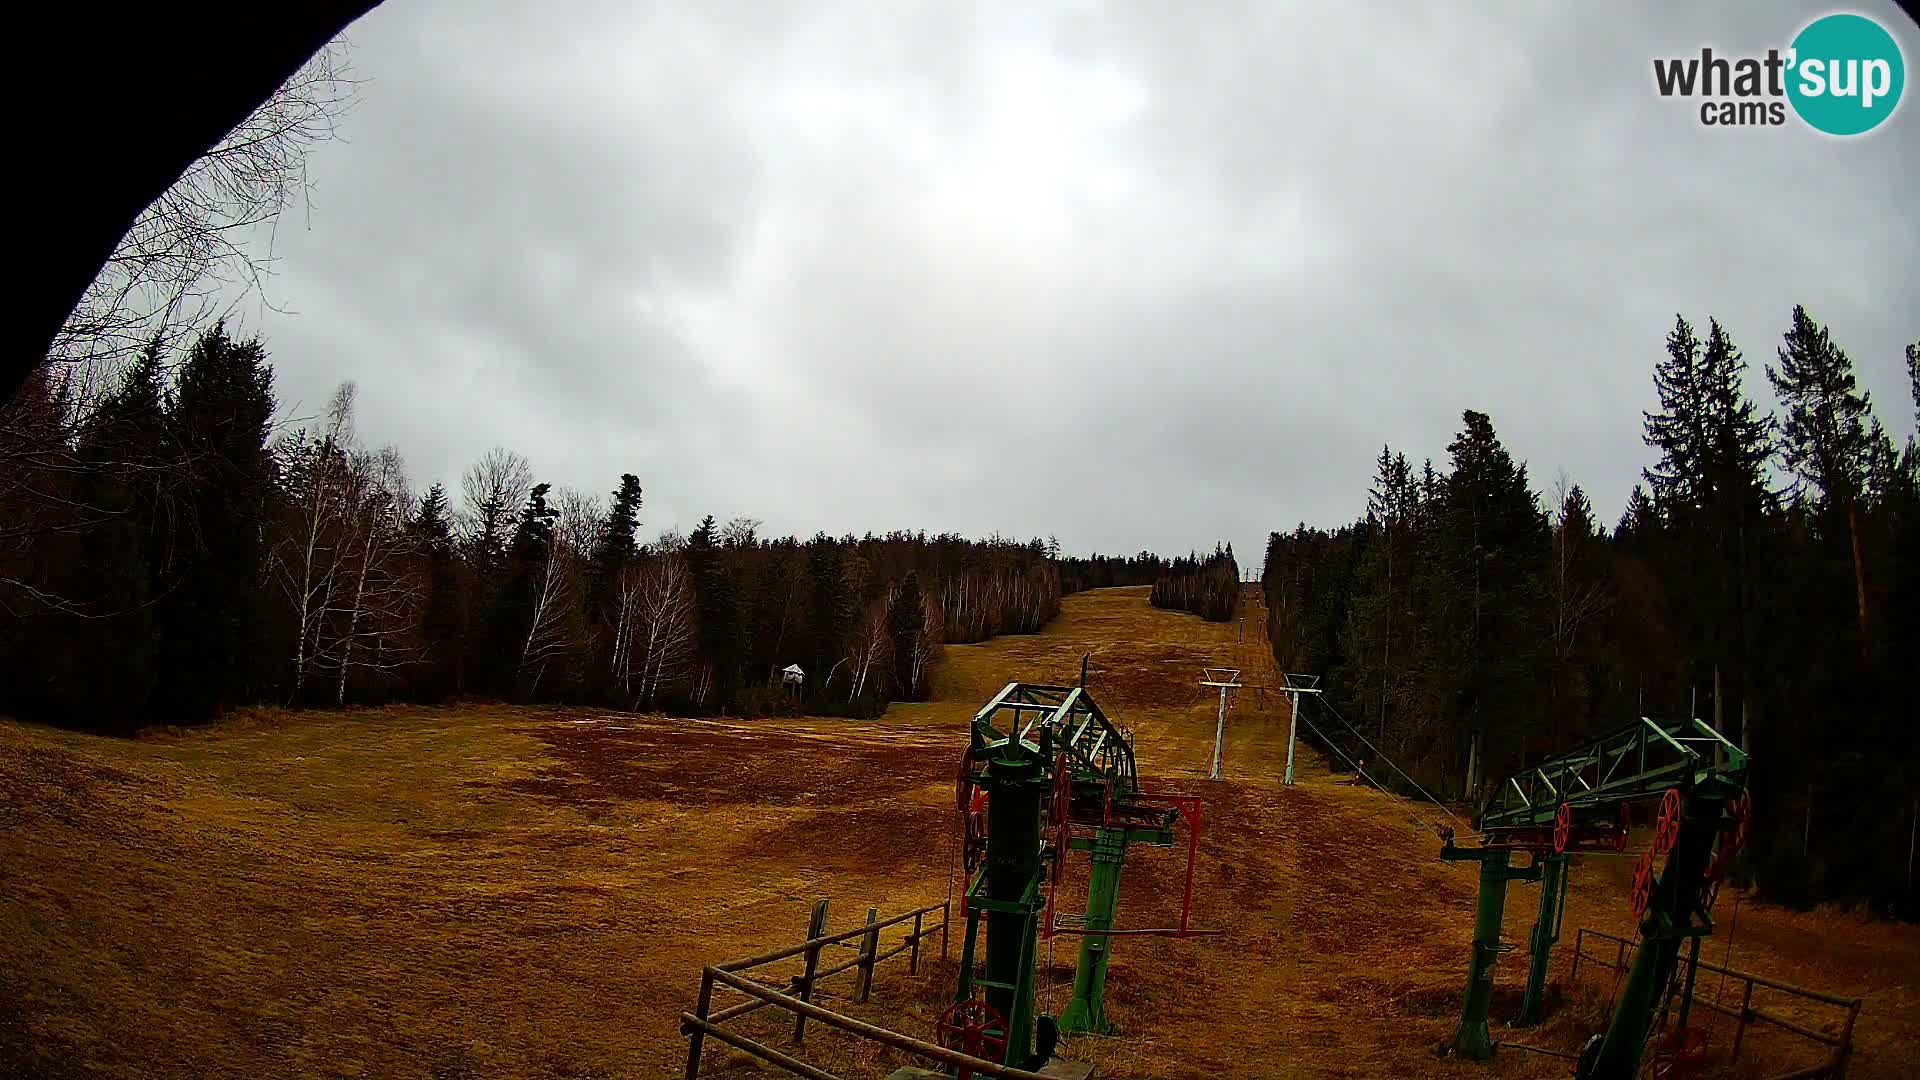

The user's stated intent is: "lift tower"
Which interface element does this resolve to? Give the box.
[952,682,1209,1068]
[1438,716,1748,1074]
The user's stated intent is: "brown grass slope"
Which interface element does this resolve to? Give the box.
[2,587,1914,1079]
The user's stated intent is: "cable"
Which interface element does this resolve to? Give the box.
[1314,693,1475,835]
[1293,708,1462,843]
[1493,1040,1581,1061]
[1604,931,1639,1017]
[1703,890,1744,1040]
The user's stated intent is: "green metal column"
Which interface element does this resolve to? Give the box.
[1059,827,1128,1034]
[1579,793,1721,1080]
[983,745,1046,1067]
[1453,848,1511,1059]
[1514,855,1567,1027]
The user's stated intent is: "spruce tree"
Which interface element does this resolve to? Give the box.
[1436,410,1547,796]
[889,571,926,699]
[807,535,854,696]
[412,483,462,699]
[1641,315,1772,741]
[1768,306,1874,641]
[152,324,277,721]
[688,516,746,710]
[588,474,642,619]
[483,483,557,697]
[58,347,170,726]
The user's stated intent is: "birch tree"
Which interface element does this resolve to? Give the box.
[847,591,894,702]
[327,445,422,703]
[271,381,355,701]
[633,552,697,705]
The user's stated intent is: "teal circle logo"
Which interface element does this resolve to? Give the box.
[1786,13,1906,135]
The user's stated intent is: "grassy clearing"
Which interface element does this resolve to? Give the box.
[2,587,1914,1079]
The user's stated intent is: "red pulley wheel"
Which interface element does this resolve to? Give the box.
[1726,791,1752,855]
[956,745,978,817]
[1630,850,1657,920]
[1553,801,1572,854]
[1647,1025,1709,1080]
[1653,787,1684,856]
[935,996,1008,1075]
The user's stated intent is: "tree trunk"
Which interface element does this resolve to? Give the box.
[1846,495,1869,655]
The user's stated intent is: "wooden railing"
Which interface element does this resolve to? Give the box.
[680,897,1054,1080]
[1570,927,1863,1080]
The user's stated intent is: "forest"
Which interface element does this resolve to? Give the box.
[1149,544,1241,622]
[1263,307,1919,917]
[0,326,1074,730]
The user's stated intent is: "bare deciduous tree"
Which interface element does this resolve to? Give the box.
[903,590,942,697]
[270,382,356,699]
[50,42,359,393]
[459,447,533,566]
[721,517,763,548]
[517,534,578,695]
[326,445,422,704]
[555,488,607,556]
[632,553,697,705]
[847,591,893,702]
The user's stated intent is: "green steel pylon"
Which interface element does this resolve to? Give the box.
[1058,827,1128,1034]
[1513,854,1567,1028]
[1438,843,1542,1059]
[1577,789,1728,1080]
[979,740,1047,1066]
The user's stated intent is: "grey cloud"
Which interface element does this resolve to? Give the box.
[236,0,1919,563]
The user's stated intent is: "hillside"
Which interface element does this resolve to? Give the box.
[2,587,1914,1079]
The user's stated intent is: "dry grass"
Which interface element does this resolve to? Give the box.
[2,587,1914,1080]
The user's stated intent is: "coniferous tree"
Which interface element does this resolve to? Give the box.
[889,571,927,699]
[587,474,642,619]
[687,515,746,710]
[152,323,277,721]
[1768,306,1875,645]
[412,483,461,699]
[1642,316,1773,745]
[1434,410,1547,797]
[43,348,169,727]
[807,536,855,697]
[483,483,558,698]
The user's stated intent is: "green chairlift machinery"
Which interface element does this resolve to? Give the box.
[941,682,1209,1073]
[1437,716,1750,1080]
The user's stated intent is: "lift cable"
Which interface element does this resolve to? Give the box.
[1311,693,1478,839]
[1702,890,1746,1041]
[1291,707,1466,846]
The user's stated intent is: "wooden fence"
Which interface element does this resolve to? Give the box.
[1570,927,1863,1080]
[681,897,1054,1080]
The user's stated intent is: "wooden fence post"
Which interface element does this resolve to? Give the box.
[1570,929,1583,982]
[1834,999,1861,1078]
[855,906,880,1003]
[1731,979,1754,1060]
[684,968,715,1080]
[791,899,830,1045]
[910,910,924,975]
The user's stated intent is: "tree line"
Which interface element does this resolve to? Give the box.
[0,326,1073,731]
[1059,551,1169,594]
[1151,544,1241,622]
[1262,307,1918,916]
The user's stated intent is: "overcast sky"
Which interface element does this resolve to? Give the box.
[234,0,1919,564]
